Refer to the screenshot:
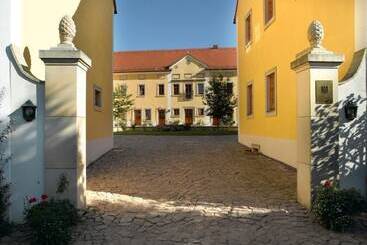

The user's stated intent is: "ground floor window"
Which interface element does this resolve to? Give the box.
[145,109,151,121]
[94,85,103,110]
[265,68,277,114]
[197,108,205,116]
[173,108,180,116]
[247,82,253,116]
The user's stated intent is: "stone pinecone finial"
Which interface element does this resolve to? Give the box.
[308,20,324,48]
[59,15,76,46]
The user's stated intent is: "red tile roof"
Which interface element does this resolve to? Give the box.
[113,47,237,73]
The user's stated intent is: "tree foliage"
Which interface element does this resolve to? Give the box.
[203,76,237,126]
[113,85,134,131]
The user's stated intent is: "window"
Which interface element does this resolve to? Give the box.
[145,109,151,121]
[226,82,233,94]
[158,84,165,96]
[197,108,205,116]
[264,0,275,26]
[138,84,145,96]
[266,69,277,114]
[245,10,252,45]
[185,84,193,99]
[173,108,180,116]
[120,84,127,95]
[94,85,102,110]
[172,74,180,80]
[197,83,204,95]
[247,83,253,116]
[173,84,180,95]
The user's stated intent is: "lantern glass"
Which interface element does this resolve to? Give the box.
[22,100,37,122]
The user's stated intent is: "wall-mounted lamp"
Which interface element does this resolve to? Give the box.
[22,100,37,122]
[344,101,358,121]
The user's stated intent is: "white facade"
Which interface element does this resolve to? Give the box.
[0,0,45,222]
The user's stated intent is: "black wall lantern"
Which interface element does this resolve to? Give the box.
[344,101,358,121]
[22,100,37,122]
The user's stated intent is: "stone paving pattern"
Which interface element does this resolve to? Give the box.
[74,136,367,245]
[2,136,366,244]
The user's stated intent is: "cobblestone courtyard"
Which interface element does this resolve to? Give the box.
[70,135,366,245]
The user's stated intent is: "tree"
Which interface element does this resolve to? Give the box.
[203,76,237,126]
[113,85,134,131]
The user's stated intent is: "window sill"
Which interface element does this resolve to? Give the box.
[246,114,254,119]
[264,17,275,30]
[265,111,277,117]
[245,40,253,49]
[94,106,103,112]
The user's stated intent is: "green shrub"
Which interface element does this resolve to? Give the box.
[312,181,367,232]
[25,198,78,245]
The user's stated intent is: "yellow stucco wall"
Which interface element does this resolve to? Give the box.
[19,0,113,142]
[235,0,355,153]
[74,0,114,141]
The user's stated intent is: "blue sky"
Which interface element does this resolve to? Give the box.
[113,0,237,51]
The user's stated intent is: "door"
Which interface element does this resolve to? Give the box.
[185,109,194,126]
[134,110,141,126]
[158,109,166,126]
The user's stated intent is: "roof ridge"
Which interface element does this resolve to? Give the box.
[114,47,236,54]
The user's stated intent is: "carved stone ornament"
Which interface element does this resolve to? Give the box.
[59,15,76,46]
[308,20,324,48]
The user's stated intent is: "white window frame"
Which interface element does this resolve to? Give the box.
[145,108,152,122]
[93,85,103,111]
[264,0,276,29]
[196,83,205,96]
[197,108,205,117]
[245,9,253,47]
[172,108,180,117]
[265,67,277,116]
[246,81,254,117]
[138,84,145,97]
[157,83,165,96]
[172,83,180,96]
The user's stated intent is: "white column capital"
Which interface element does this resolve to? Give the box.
[39,49,91,71]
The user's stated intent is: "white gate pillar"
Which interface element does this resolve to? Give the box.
[291,21,344,208]
[39,16,91,208]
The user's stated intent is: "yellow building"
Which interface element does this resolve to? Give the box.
[234,0,365,168]
[113,47,238,127]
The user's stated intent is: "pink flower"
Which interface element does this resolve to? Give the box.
[324,180,332,188]
[28,197,37,204]
[41,194,48,201]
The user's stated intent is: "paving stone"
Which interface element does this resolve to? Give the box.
[5,136,367,244]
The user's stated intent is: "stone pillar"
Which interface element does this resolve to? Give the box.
[291,21,344,208]
[39,16,91,208]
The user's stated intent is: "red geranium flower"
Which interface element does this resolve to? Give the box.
[323,180,332,188]
[28,197,37,204]
[41,194,48,201]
